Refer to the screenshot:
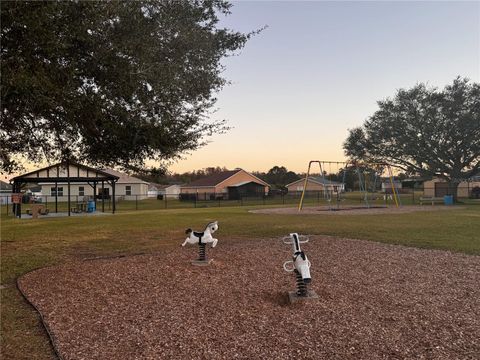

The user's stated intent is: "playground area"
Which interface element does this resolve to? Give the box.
[252,205,464,216]
[18,236,480,359]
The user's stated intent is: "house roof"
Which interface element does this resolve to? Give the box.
[183,169,242,187]
[182,169,269,188]
[227,181,265,188]
[286,177,344,187]
[0,180,12,191]
[150,183,180,190]
[101,169,148,185]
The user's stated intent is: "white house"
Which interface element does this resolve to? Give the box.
[148,183,181,199]
[38,168,149,201]
[0,180,12,205]
[381,180,402,193]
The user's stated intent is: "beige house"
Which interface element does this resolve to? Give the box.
[423,177,480,198]
[180,169,270,200]
[39,168,149,201]
[286,177,344,195]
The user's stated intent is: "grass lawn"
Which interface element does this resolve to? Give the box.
[1,204,479,359]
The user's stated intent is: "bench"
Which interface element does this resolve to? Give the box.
[419,197,444,205]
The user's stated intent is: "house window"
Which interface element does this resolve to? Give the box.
[126,185,132,196]
[51,187,63,196]
[79,186,85,196]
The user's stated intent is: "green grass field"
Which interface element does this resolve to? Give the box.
[1,204,479,359]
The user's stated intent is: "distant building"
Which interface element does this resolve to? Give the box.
[286,177,344,195]
[0,180,12,205]
[381,180,402,193]
[148,183,181,199]
[180,169,270,200]
[423,176,480,198]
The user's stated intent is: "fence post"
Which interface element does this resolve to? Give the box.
[263,195,265,206]
[194,194,197,208]
[165,195,167,209]
[136,195,138,210]
[6,196,8,216]
[412,186,415,205]
[240,196,243,206]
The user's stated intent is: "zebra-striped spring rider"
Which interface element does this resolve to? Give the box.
[182,221,219,262]
[283,233,312,297]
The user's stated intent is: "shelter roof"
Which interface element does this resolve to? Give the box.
[11,161,119,184]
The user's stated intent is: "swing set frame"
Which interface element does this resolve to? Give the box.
[298,160,401,211]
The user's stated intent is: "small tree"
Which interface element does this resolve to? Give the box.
[344,77,480,196]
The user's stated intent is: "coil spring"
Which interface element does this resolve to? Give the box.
[198,243,206,261]
[295,270,308,297]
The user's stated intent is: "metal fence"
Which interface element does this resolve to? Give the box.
[1,187,479,216]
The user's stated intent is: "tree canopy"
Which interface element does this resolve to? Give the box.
[254,166,300,190]
[1,0,255,173]
[343,77,480,182]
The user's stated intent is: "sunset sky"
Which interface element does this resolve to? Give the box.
[4,1,479,179]
[168,0,480,174]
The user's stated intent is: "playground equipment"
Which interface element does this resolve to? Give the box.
[283,233,318,302]
[182,221,219,265]
[298,160,402,211]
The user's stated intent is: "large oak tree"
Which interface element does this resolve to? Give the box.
[1,0,255,173]
[344,77,480,190]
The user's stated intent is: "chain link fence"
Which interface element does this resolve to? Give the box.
[1,186,479,216]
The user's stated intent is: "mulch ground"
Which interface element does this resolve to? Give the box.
[251,205,464,216]
[18,236,480,360]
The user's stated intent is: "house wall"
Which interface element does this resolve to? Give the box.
[287,179,326,193]
[423,179,480,198]
[39,182,149,202]
[286,179,344,194]
[213,170,269,194]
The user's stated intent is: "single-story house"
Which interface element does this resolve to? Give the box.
[286,177,344,195]
[180,169,270,200]
[0,180,12,204]
[148,183,181,199]
[381,180,402,192]
[38,168,149,201]
[423,176,480,198]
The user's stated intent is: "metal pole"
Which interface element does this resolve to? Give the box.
[298,161,314,211]
[102,181,105,212]
[55,181,58,213]
[67,161,71,217]
[135,195,138,210]
[112,181,116,213]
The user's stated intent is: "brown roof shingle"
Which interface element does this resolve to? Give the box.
[183,170,242,187]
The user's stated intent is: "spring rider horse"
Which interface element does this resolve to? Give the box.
[182,221,219,265]
[283,233,318,303]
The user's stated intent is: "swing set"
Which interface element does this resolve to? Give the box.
[298,160,401,211]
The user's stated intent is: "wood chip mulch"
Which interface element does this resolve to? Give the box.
[18,236,480,360]
[251,205,464,216]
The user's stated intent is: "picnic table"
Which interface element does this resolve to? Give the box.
[71,203,87,213]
